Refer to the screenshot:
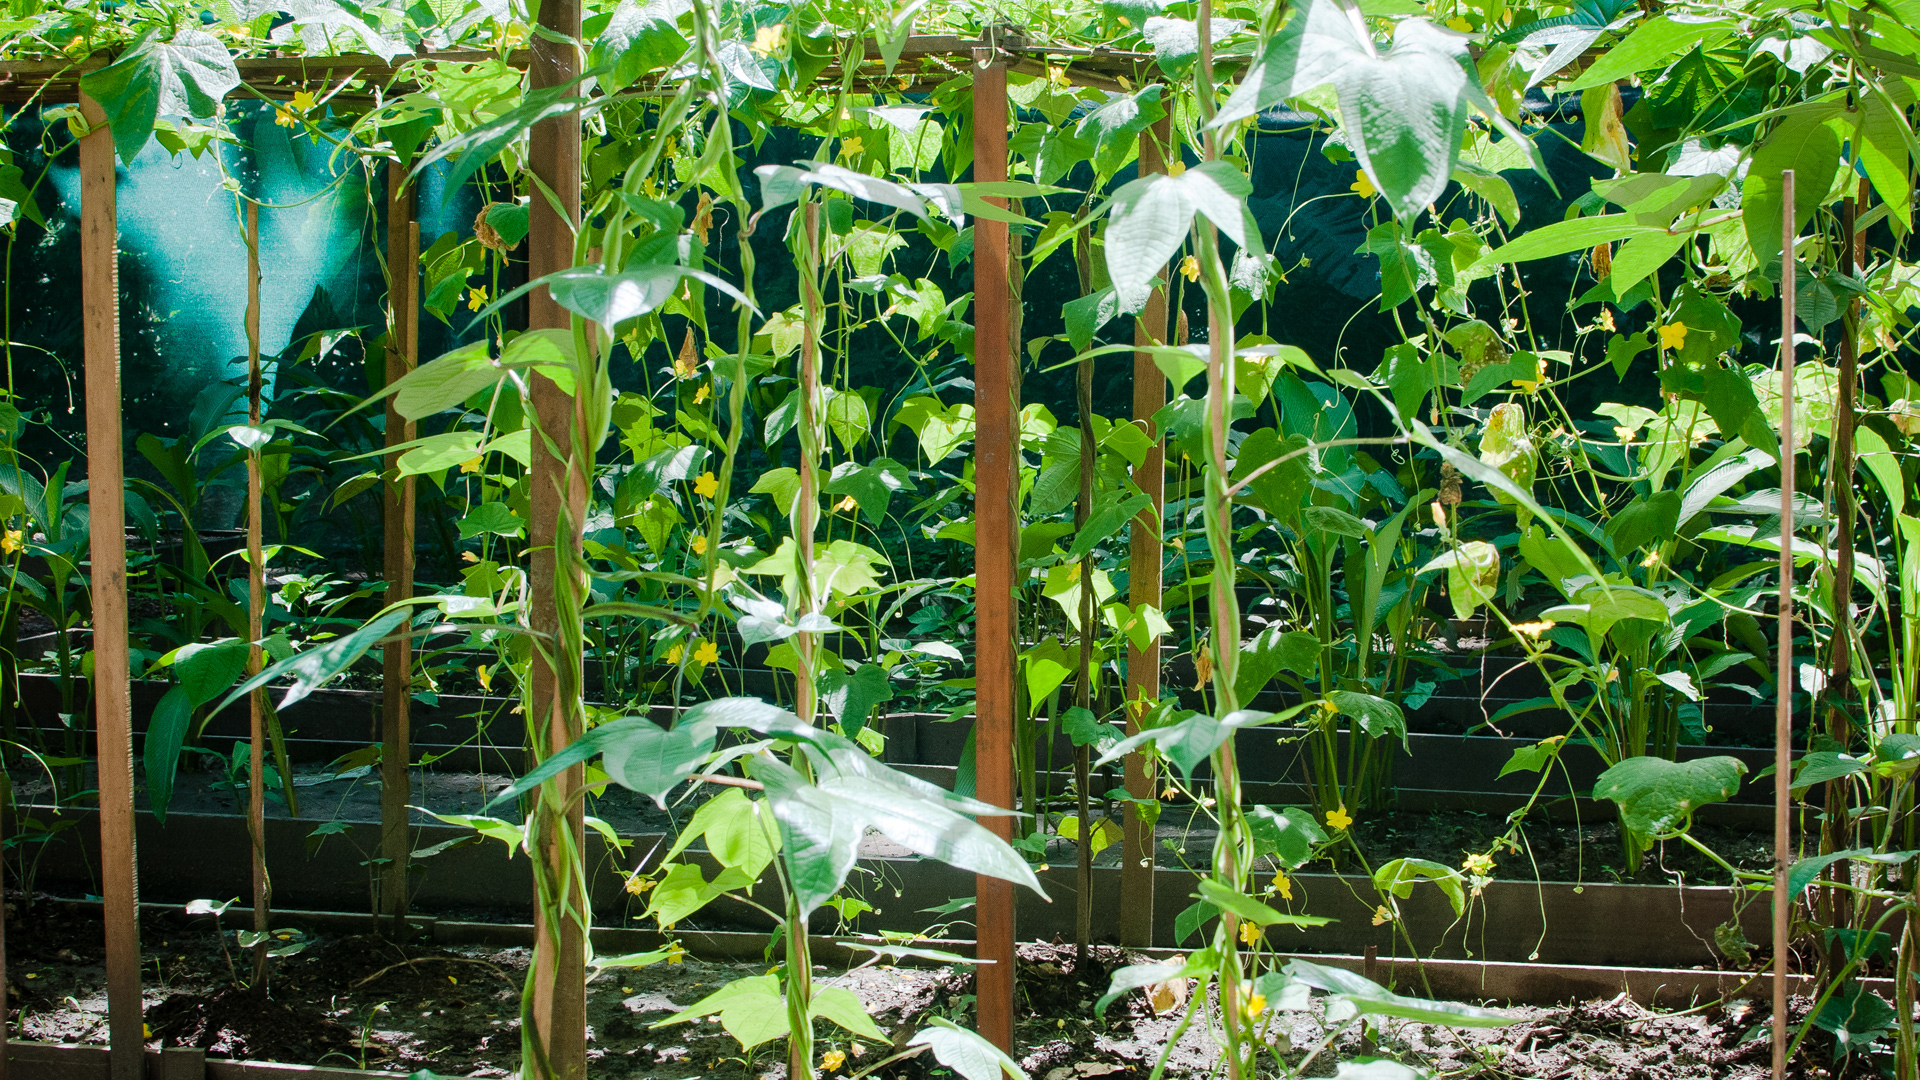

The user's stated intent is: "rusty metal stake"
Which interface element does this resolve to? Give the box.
[79,90,143,1080]
[970,43,1017,1055]
[1773,168,1797,1080]
[1121,117,1172,951]
[244,200,270,987]
[380,163,419,934]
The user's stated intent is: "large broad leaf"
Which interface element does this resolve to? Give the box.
[1196,878,1333,927]
[1472,215,1664,271]
[756,161,933,220]
[908,1017,1030,1080]
[547,264,752,334]
[1100,161,1254,306]
[1234,625,1320,702]
[1329,690,1408,748]
[1373,857,1465,917]
[1787,848,1919,900]
[1743,103,1845,279]
[143,686,195,825]
[1285,959,1520,1028]
[654,974,789,1050]
[1210,0,1487,220]
[488,714,719,810]
[1248,805,1327,868]
[214,609,410,717]
[1096,709,1285,778]
[1595,755,1747,843]
[79,28,241,164]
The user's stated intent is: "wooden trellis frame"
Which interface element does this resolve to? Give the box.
[5,28,1167,1072]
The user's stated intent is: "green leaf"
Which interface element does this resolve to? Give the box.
[1595,755,1747,843]
[458,502,525,539]
[1247,805,1327,868]
[595,0,692,89]
[172,639,251,708]
[1094,950,1219,1017]
[655,974,789,1049]
[1285,959,1520,1027]
[546,264,752,334]
[1744,104,1845,278]
[1420,541,1500,621]
[819,662,892,738]
[908,1016,1031,1080]
[1497,737,1565,778]
[1075,86,1167,177]
[1790,751,1869,793]
[1472,215,1664,270]
[756,161,932,220]
[144,686,195,825]
[488,715,718,811]
[1062,287,1119,353]
[214,609,410,717]
[811,986,886,1041]
[1329,690,1408,748]
[1141,16,1246,80]
[1373,857,1466,917]
[1234,625,1320,702]
[1096,708,1287,778]
[1788,848,1920,900]
[1605,489,1682,555]
[1197,878,1333,927]
[1565,16,1733,91]
[79,28,240,164]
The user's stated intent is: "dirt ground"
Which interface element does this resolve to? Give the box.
[6,898,1890,1078]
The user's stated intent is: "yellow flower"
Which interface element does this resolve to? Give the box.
[840,135,865,158]
[1238,920,1261,946]
[693,384,710,405]
[694,471,719,498]
[836,494,858,512]
[1598,307,1616,332]
[1462,852,1495,876]
[1372,905,1393,926]
[666,643,685,665]
[467,287,489,313]
[1047,66,1072,89]
[1326,806,1353,831]
[1445,16,1472,32]
[273,107,298,128]
[1317,698,1338,716]
[624,873,655,896]
[1351,171,1377,199]
[459,456,483,474]
[476,664,493,692]
[693,640,720,665]
[1511,620,1555,637]
[1179,254,1201,282]
[752,23,787,55]
[1167,160,1186,178]
[822,1049,847,1072]
[1272,872,1293,901]
[461,550,480,563]
[666,943,686,965]
[690,534,708,556]
[1,529,23,555]
[1658,321,1688,350]
[1242,991,1267,1019]
[290,90,316,112]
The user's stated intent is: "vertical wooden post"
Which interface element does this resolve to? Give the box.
[1773,169,1797,1080]
[380,164,419,932]
[244,201,270,985]
[970,44,1017,1054]
[78,90,142,1080]
[527,3,586,1078]
[1121,117,1171,950]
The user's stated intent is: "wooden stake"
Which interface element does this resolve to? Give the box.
[380,163,419,933]
[78,90,142,1080]
[1121,117,1172,950]
[244,199,270,987]
[970,43,1017,1054]
[1773,168,1797,1080]
[526,2,586,1077]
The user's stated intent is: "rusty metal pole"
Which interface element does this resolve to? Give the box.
[1773,169,1797,1080]
[79,90,142,1080]
[1121,117,1172,950]
[970,43,1017,1054]
[380,163,419,934]
[244,201,270,987]
[527,2,586,1078]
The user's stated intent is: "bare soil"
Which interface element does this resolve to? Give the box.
[4,898,1892,1078]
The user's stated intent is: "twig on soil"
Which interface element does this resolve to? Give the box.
[352,956,515,989]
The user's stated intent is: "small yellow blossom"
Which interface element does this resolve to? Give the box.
[693,384,710,405]
[459,456,483,474]
[1445,16,1472,32]
[1,529,23,555]
[476,664,493,692]
[822,1050,847,1072]
[1238,920,1262,946]
[694,471,719,498]
[1243,991,1267,1019]
[1599,307,1616,332]
[1317,698,1338,716]
[1167,160,1186,178]
[273,107,298,128]
[690,534,708,556]
[1047,66,1072,89]
[1371,905,1393,926]
[752,23,788,55]
[839,135,865,158]
[1658,321,1688,350]
[461,550,480,563]
[836,494,858,512]
[1179,254,1201,282]
[1117,74,1133,90]
[666,943,687,965]
[1275,872,1293,901]
[693,640,720,665]
[666,643,685,665]
[624,873,655,896]
[467,286,488,313]
[290,90,317,112]
[1161,785,1179,801]
[1326,806,1353,831]
[1351,171,1377,199]
[1511,620,1555,637]
[1462,852,1495,876]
